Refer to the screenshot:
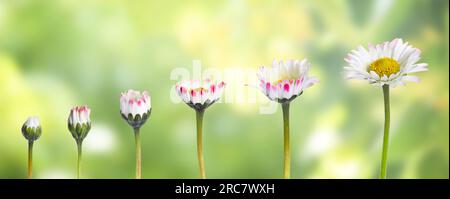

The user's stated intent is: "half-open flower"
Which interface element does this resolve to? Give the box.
[257,59,318,103]
[254,59,317,178]
[68,105,91,143]
[175,79,225,111]
[120,89,151,129]
[344,38,428,87]
[22,116,42,142]
[175,78,225,179]
[120,89,152,179]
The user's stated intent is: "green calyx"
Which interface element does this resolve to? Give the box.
[21,125,42,141]
[68,122,91,143]
[276,91,302,104]
[121,109,151,129]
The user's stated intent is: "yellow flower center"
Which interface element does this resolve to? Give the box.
[369,57,400,77]
[271,79,296,85]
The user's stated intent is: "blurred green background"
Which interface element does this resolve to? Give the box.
[0,0,448,179]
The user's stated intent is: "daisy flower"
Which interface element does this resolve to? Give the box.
[344,38,428,87]
[343,38,428,179]
[175,79,225,179]
[257,59,318,103]
[120,89,152,179]
[175,79,225,111]
[255,59,318,179]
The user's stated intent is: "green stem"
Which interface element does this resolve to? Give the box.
[77,140,82,179]
[196,110,206,179]
[28,141,33,179]
[282,102,290,179]
[134,128,142,179]
[380,85,390,179]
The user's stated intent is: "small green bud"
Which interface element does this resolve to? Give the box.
[21,116,42,142]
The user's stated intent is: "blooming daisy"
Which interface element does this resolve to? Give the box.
[344,38,428,87]
[343,38,428,179]
[255,59,318,179]
[120,89,152,129]
[120,89,152,179]
[175,79,225,111]
[175,78,225,179]
[257,59,318,103]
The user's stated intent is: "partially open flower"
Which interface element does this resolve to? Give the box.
[344,38,428,87]
[120,89,152,179]
[175,78,225,179]
[22,116,42,142]
[68,106,91,143]
[257,59,318,103]
[254,59,318,178]
[120,90,152,129]
[175,79,225,111]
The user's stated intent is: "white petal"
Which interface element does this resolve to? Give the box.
[402,75,420,83]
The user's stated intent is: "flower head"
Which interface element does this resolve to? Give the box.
[175,79,225,111]
[120,89,151,129]
[344,38,428,87]
[68,105,91,142]
[256,59,318,103]
[22,116,42,142]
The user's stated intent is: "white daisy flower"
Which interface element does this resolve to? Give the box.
[344,38,428,87]
[175,79,225,111]
[119,89,152,179]
[175,78,225,179]
[254,59,318,179]
[120,90,151,118]
[120,89,152,130]
[257,59,318,103]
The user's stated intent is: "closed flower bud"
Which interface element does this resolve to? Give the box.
[68,106,91,143]
[120,90,152,129]
[21,116,42,142]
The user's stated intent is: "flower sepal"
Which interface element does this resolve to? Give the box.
[186,100,214,112]
[121,109,152,129]
[68,122,91,142]
[276,91,302,104]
